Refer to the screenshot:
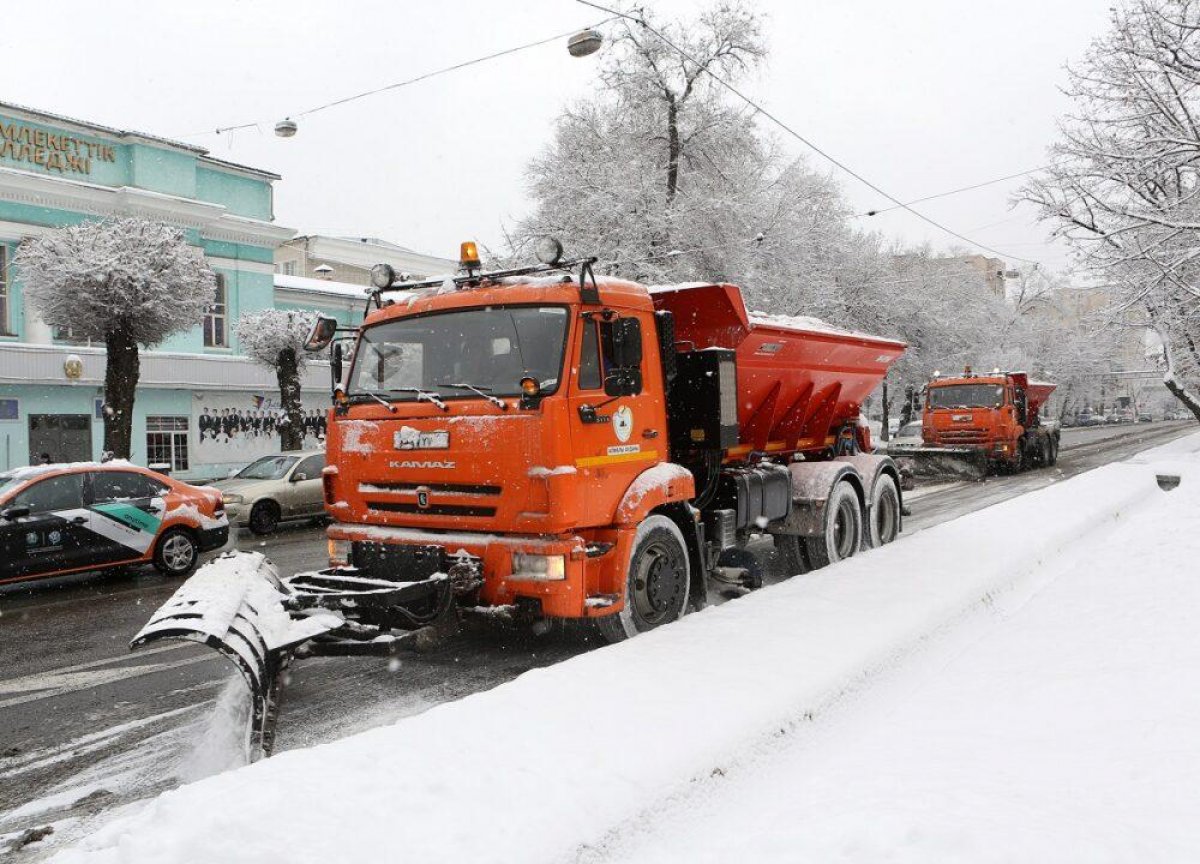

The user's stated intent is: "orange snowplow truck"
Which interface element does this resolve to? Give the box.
[133,240,905,756]
[899,368,1060,482]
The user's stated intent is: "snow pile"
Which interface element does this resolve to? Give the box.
[56,437,1200,864]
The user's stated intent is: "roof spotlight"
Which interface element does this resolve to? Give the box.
[370,263,396,289]
[534,236,564,266]
[275,118,298,137]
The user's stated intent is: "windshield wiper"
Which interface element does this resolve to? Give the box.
[387,387,450,412]
[437,382,508,410]
[361,391,398,412]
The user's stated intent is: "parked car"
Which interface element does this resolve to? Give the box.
[0,462,228,585]
[1137,412,1153,423]
[212,451,327,535]
[887,421,925,453]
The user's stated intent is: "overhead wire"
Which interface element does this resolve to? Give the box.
[576,0,1042,265]
[855,166,1051,217]
[177,16,618,139]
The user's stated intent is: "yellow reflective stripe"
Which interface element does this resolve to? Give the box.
[574,449,659,468]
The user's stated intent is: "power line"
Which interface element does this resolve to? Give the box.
[179,17,617,139]
[577,0,1041,265]
[855,166,1051,217]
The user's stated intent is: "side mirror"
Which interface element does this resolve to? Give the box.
[331,342,344,390]
[291,472,308,483]
[304,316,339,352]
[609,317,643,368]
[604,368,643,398]
[2,505,31,521]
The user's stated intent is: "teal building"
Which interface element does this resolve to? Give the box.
[0,101,362,479]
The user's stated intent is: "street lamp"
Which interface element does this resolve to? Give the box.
[568,28,603,57]
[275,118,298,137]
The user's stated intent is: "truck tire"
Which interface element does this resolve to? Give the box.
[868,474,901,548]
[1046,436,1059,466]
[774,533,811,577]
[597,514,690,643]
[803,480,863,569]
[716,546,764,590]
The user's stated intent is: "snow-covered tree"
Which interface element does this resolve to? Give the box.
[1022,0,1200,420]
[15,218,215,458]
[237,309,319,451]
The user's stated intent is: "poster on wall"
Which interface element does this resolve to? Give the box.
[193,392,329,467]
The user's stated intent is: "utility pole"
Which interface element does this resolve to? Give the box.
[881,378,890,443]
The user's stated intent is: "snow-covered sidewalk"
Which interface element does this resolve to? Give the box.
[52,435,1200,864]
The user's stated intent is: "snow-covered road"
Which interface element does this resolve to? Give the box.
[41,432,1200,864]
[607,436,1200,863]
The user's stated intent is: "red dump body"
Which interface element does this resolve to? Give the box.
[651,283,905,460]
[1010,373,1056,422]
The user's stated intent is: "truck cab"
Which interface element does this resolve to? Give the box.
[922,369,1058,473]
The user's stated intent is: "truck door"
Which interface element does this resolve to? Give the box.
[567,311,662,526]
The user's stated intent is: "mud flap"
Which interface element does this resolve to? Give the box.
[895,447,989,483]
[130,551,342,759]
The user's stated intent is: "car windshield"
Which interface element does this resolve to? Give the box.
[236,455,299,480]
[348,306,569,401]
[928,384,1005,409]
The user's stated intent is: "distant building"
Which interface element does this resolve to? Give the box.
[275,235,455,286]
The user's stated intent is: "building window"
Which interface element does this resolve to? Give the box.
[204,274,227,347]
[146,416,189,472]
[283,261,296,276]
[0,245,10,336]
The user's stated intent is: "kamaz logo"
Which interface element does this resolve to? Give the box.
[389,460,456,470]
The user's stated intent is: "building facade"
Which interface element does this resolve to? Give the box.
[275,235,454,285]
[0,102,373,480]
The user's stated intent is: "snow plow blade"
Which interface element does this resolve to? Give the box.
[130,552,342,759]
[132,549,459,758]
[895,447,989,483]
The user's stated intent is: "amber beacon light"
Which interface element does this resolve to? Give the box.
[459,241,481,271]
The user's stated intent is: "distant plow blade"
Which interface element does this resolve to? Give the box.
[131,551,341,759]
[896,447,989,483]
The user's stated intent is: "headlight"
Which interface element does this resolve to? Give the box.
[510,553,566,581]
[222,493,244,505]
[328,538,351,567]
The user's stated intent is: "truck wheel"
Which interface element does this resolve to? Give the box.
[249,501,280,536]
[775,534,811,577]
[597,515,690,644]
[868,475,901,548]
[1046,437,1059,466]
[154,528,198,577]
[804,481,863,569]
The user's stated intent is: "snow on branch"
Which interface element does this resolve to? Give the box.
[237,308,320,369]
[14,218,215,346]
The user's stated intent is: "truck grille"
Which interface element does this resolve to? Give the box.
[937,428,988,444]
[366,501,497,517]
[359,481,502,495]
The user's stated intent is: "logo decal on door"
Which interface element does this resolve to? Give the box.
[613,406,633,443]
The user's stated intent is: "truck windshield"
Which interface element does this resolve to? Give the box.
[348,306,569,400]
[928,384,1006,409]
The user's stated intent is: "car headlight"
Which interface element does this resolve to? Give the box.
[510,553,566,581]
[222,493,244,505]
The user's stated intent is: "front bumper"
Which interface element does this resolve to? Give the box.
[327,523,625,619]
[223,502,250,527]
[198,525,230,552]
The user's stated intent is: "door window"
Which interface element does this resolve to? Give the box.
[13,474,85,513]
[293,455,325,480]
[91,471,164,502]
[578,320,602,390]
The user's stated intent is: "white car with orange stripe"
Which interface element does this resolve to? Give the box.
[0,462,228,585]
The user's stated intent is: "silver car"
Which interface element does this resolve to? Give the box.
[212,451,326,535]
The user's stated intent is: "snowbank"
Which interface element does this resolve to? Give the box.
[54,436,1200,864]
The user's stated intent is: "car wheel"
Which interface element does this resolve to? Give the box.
[597,514,690,644]
[249,501,280,535]
[154,528,198,577]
